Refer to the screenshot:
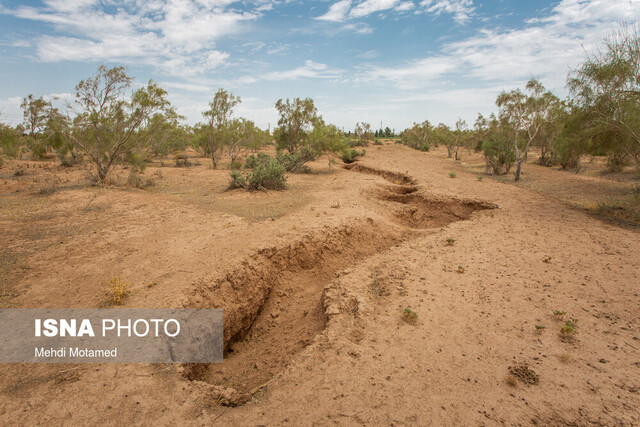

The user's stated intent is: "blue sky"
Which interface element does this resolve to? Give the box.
[1,0,640,131]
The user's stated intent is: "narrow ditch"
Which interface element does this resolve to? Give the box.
[182,165,496,406]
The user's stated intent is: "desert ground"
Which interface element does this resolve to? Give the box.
[1,142,639,425]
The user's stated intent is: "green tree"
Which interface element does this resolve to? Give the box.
[353,122,373,146]
[67,65,171,180]
[496,78,558,181]
[203,88,240,168]
[401,120,432,151]
[142,111,187,166]
[434,123,456,157]
[274,97,318,153]
[568,24,640,169]
[454,118,468,160]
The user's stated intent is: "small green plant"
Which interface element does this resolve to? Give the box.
[446,237,456,246]
[448,171,457,178]
[553,310,566,319]
[341,148,366,164]
[402,308,418,325]
[105,277,130,306]
[560,322,576,338]
[477,174,484,181]
[229,160,243,170]
[457,265,465,273]
[543,255,552,263]
[535,325,546,333]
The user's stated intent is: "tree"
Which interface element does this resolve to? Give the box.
[203,88,240,168]
[21,95,53,159]
[142,111,187,166]
[454,118,468,160]
[274,97,318,153]
[567,24,640,169]
[67,65,171,180]
[306,120,348,167]
[481,115,516,175]
[434,123,456,157]
[496,78,558,181]
[401,120,432,151]
[353,122,373,146]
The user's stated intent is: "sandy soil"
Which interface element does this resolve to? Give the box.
[1,144,639,425]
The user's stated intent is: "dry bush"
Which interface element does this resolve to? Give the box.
[105,277,130,306]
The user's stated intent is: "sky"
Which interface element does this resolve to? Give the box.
[1,0,640,132]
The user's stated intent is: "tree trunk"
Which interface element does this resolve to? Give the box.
[514,160,523,181]
[210,152,217,169]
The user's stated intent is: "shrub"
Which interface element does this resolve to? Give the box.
[127,170,154,189]
[448,171,457,178]
[174,153,191,167]
[482,130,515,175]
[276,149,314,173]
[229,160,243,170]
[245,152,272,169]
[105,277,130,306]
[229,158,287,190]
[341,148,366,164]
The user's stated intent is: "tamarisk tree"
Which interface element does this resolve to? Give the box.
[203,88,240,168]
[496,78,558,181]
[68,65,171,180]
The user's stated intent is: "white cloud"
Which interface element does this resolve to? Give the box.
[361,56,458,89]
[350,0,399,18]
[394,2,415,12]
[316,0,351,22]
[420,0,474,24]
[3,1,262,76]
[361,0,640,93]
[263,60,342,81]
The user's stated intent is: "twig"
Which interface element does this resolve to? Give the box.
[83,194,97,211]
[213,409,227,423]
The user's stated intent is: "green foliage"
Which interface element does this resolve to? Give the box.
[341,147,366,163]
[568,24,640,168]
[229,155,287,190]
[174,153,191,167]
[69,65,172,180]
[401,120,432,151]
[495,78,559,180]
[0,123,23,159]
[245,152,272,169]
[274,97,318,153]
[202,88,240,168]
[481,116,516,175]
[353,122,373,146]
[276,149,314,173]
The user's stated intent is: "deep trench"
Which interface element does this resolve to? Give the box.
[182,164,496,406]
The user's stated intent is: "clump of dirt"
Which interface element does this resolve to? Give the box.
[508,363,540,385]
